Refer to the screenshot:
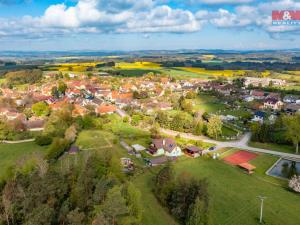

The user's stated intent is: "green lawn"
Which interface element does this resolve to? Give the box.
[193,94,227,113]
[221,126,238,137]
[135,156,300,225]
[0,142,47,180]
[162,68,213,80]
[220,109,252,119]
[249,154,285,186]
[174,136,215,150]
[76,130,115,150]
[104,120,151,141]
[249,142,296,154]
[75,129,146,167]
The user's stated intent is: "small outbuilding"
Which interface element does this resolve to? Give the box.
[184,146,203,158]
[68,146,80,155]
[131,144,146,152]
[238,163,256,174]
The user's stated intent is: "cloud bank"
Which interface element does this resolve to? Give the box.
[0,0,299,39]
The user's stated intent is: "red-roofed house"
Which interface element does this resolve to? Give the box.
[95,104,117,115]
[109,91,133,101]
[120,84,137,93]
[49,100,68,111]
[72,104,88,117]
[250,90,265,100]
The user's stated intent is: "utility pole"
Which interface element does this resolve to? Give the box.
[258,196,266,223]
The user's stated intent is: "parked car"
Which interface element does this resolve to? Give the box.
[208,146,216,151]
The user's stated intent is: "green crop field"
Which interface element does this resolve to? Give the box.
[114,68,161,77]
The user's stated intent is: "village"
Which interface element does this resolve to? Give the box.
[1,65,300,225]
[1,71,300,165]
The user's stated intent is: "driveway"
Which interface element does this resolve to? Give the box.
[160,128,300,160]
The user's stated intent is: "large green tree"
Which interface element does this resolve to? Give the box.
[58,81,67,95]
[207,115,222,140]
[283,114,300,154]
[125,183,143,223]
[187,197,209,225]
[102,186,128,224]
[32,102,50,117]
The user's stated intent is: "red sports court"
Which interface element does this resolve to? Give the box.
[223,150,257,165]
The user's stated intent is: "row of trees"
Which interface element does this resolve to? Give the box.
[154,165,210,225]
[156,111,223,139]
[251,114,300,154]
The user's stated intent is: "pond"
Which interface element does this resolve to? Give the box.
[267,158,300,179]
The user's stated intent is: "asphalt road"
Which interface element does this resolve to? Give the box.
[160,128,300,160]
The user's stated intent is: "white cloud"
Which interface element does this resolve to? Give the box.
[199,0,253,4]
[18,0,201,34]
[197,0,300,35]
[0,0,300,40]
[123,6,201,33]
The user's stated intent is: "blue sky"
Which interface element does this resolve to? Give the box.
[0,0,300,51]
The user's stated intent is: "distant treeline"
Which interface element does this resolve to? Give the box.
[161,60,300,71]
[292,56,300,61]
[0,65,39,77]
[96,61,116,67]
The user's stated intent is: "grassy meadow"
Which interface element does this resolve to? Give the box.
[0,142,47,180]
[135,156,300,225]
[193,93,228,113]
[249,142,296,154]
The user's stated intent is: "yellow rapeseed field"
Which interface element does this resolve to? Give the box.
[115,62,161,69]
[179,67,246,77]
[201,54,215,59]
[261,71,271,77]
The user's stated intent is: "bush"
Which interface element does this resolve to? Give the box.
[35,135,52,146]
[289,175,300,193]
[45,138,70,161]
